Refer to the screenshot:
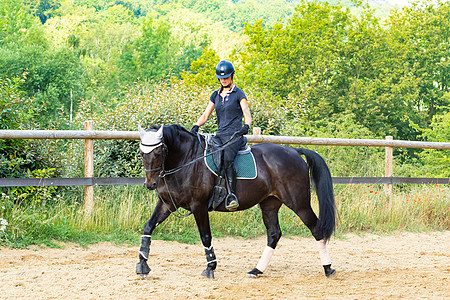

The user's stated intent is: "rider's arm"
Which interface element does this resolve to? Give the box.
[195,101,215,127]
[240,98,252,127]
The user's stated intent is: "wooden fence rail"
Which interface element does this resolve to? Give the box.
[1,129,450,149]
[1,122,449,212]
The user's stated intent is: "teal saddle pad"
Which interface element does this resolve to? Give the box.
[204,145,257,180]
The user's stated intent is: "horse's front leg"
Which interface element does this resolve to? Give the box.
[136,200,171,278]
[192,206,216,279]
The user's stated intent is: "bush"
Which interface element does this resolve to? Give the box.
[0,73,66,204]
[418,112,450,177]
[72,79,287,177]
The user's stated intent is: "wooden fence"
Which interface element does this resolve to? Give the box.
[1,121,449,212]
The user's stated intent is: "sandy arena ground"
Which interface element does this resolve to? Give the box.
[0,231,449,299]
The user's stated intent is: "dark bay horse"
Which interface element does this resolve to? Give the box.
[136,124,336,279]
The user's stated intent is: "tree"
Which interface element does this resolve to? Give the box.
[0,73,58,179]
[0,72,35,130]
[0,0,46,46]
[119,16,171,82]
[181,47,220,87]
[417,111,450,177]
[386,1,450,123]
[23,0,61,24]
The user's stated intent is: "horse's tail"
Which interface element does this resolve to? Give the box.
[296,148,336,240]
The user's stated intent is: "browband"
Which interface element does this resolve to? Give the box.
[140,141,162,147]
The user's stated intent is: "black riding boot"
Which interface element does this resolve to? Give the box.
[225,165,239,210]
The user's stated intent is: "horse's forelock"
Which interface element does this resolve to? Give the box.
[140,126,163,153]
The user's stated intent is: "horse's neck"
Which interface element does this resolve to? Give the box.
[165,130,201,168]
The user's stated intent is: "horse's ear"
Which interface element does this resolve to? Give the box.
[156,125,164,139]
[138,125,146,139]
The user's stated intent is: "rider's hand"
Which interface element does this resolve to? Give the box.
[237,124,249,136]
[191,125,199,134]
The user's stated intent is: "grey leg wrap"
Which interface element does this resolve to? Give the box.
[136,235,152,277]
[201,246,216,279]
[204,246,217,270]
[139,235,151,260]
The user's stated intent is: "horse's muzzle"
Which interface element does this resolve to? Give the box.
[144,182,157,190]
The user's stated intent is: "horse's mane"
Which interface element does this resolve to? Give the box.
[148,124,191,135]
[161,124,199,152]
[156,124,195,142]
[170,124,192,135]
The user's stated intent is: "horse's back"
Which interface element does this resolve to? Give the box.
[251,143,308,172]
[249,143,310,191]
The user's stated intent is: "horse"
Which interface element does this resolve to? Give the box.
[136,124,336,279]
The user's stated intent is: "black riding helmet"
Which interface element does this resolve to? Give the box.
[216,60,235,79]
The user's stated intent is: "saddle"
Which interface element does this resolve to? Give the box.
[203,135,257,179]
[203,134,257,211]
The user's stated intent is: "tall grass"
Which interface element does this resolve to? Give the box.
[0,184,448,248]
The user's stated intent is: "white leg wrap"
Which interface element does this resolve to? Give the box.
[317,239,331,265]
[256,246,275,272]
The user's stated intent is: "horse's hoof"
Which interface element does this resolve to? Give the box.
[136,261,151,278]
[246,268,263,278]
[326,269,336,279]
[201,268,215,279]
[323,264,336,279]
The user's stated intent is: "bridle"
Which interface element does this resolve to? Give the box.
[143,132,240,177]
[142,140,167,176]
[141,132,242,218]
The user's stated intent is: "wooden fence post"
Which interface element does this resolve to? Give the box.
[252,127,261,145]
[84,120,94,215]
[384,136,393,208]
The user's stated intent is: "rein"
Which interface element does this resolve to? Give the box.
[144,132,241,218]
[144,132,240,176]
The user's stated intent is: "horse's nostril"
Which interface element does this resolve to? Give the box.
[144,182,157,190]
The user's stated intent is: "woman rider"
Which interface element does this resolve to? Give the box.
[191,60,252,210]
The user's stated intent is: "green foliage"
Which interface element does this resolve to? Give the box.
[121,16,172,82]
[181,47,220,87]
[416,112,450,177]
[0,72,38,178]
[0,72,35,130]
[0,45,84,127]
[0,0,47,46]
[234,0,450,142]
[299,114,384,177]
[24,0,61,24]
[241,1,352,97]
[0,73,65,210]
[386,1,450,121]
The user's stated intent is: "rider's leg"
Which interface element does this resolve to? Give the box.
[218,135,244,210]
[225,164,238,209]
[222,140,241,210]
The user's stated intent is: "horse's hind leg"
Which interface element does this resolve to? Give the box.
[289,199,336,279]
[247,197,282,278]
[136,200,171,278]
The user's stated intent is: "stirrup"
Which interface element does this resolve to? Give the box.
[225,193,239,211]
